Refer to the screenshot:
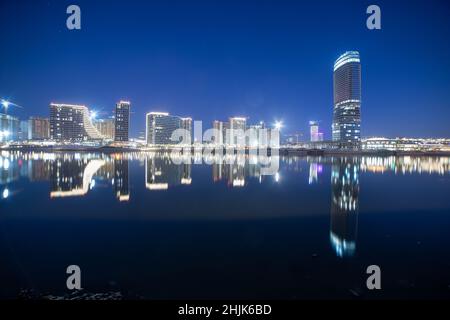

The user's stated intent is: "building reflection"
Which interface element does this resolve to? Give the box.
[329,157,359,258]
[145,156,192,190]
[114,158,130,201]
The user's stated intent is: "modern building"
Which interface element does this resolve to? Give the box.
[114,101,130,142]
[146,112,183,145]
[229,117,247,146]
[0,113,19,142]
[94,118,115,140]
[180,117,193,145]
[18,120,29,141]
[309,121,320,142]
[332,51,362,149]
[28,117,50,140]
[49,103,104,141]
[212,120,225,145]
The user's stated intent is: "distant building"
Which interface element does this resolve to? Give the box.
[180,117,193,145]
[332,51,361,149]
[229,117,247,146]
[212,120,225,145]
[28,117,50,140]
[18,120,29,141]
[0,113,19,142]
[146,112,184,145]
[309,121,320,142]
[94,118,115,140]
[49,103,104,141]
[114,101,130,142]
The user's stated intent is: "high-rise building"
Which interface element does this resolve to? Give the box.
[94,118,115,140]
[28,117,50,140]
[49,103,104,141]
[309,121,320,142]
[212,120,225,145]
[0,113,19,142]
[18,120,29,141]
[146,112,182,145]
[332,51,361,148]
[114,101,130,142]
[180,117,193,145]
[229,117,246,146]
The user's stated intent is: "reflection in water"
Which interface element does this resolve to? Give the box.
[330,157,359,258]
[1,151,450,259]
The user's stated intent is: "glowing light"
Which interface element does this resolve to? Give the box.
[1,100,10,109]
[274,121,283,130]
[90,111,97,120]
[2,188,9,199]
[275,172,280,182]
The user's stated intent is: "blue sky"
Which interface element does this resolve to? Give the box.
[1,0,449,138]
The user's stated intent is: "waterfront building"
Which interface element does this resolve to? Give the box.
[310,121,320,142]
[180,117,193,145]
[28,117,50,140]
[114,101,130,142]
[18,120,29,141]
[362,137,450,152]
[332,51,362,149]
[146,112,183,145]
[0,113,19,142]
[49,103,104,141]
[94,118,115,140]
[228,117,246,146]
[212,120,225,145]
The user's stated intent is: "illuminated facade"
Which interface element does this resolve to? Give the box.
[94,118,115,140]
[309,121,320,142]
[0,113,19,142]
[228,117,247,146]
[332,51,361,149]
[146,112,188,145]
[49,103,104,141]
[114,101,130,142]
[28,117,50,140]
[180,117,193,145]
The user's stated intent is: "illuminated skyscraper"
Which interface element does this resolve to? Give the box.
[94,118,115,140]
[28,117,50,140]
[228,117,246,146]
[146,112,184,145]
[114,101,130,142]
[332,51,361,148]
[180,117,193,145]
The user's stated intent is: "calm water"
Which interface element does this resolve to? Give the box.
[0,151,450,299]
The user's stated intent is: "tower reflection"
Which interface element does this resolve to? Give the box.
[329,157,360,258]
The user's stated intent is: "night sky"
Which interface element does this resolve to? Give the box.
[1,0,449,138]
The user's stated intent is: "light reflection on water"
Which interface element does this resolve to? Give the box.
[0,151,450,298]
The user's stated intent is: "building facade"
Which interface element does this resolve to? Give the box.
[28,117,50,140]
[94,118,115,140]
[332,51,362,149]
[229,117,247,146]
[180,117,193,145]
[0,113,19,142]
[49,103,104,141]
[146,112,183,145]
[114,101,130,142]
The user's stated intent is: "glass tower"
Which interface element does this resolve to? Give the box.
[332,51,361,149]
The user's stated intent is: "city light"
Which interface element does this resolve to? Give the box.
[1,100,10,109]
[2,188,9,199]
[274,121,283,130]
[90,111,98,120]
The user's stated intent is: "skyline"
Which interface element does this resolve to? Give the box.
[1,0,450,139]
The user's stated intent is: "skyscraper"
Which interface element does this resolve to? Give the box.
[114,101,130,142]
[180,117,193,145]
[49,103,104,141]
[229,117,246,146]
[146,112,182,145]
[332,51,361,149]
[28,117,50,140]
